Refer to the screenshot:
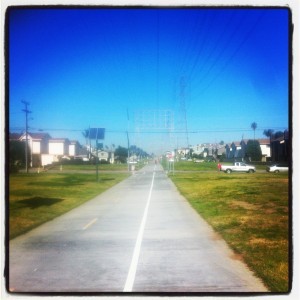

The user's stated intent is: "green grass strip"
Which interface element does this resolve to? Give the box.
[169,171,289,292]
[9,172,129,239]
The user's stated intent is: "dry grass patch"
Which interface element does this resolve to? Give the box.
[230,200,258,210]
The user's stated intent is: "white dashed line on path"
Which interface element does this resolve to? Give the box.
[82,218,98,230]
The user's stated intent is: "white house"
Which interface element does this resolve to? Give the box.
[11,131,84,167]
[98,150,109,162]
[258,139,271,162]
[19,132,51,167]
[19,132,50,154]
[90,149,115,163]
[41,138,71,166]
[69,141,79,157]
[177,147,190,157]
[48,138,70,155]
[191,144,205,155]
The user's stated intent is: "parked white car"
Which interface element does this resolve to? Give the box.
[266,163,289,173]
[221,162,256,173]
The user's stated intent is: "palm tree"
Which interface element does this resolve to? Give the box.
[251,122,257,140]
[82,129,89,143]
[263,129,274,140]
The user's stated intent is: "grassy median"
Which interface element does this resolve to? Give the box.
[8,172,129,239]
[170,171,290,292]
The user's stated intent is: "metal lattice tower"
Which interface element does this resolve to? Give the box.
[134,109,174,153]
[177,76,189,150]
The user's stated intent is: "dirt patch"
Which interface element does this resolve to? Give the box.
[249,237,273,247]
[264,208,276,214]
[230,200,258,210]
[211,232,223,241]
[230,253,244,262]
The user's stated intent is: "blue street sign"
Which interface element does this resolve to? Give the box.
[89,128,105,140]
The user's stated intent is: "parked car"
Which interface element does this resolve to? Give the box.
[220,162,256,173]
[266,163,289,173]
[194,159,204,163]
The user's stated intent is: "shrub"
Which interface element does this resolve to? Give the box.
[245,140,262,162]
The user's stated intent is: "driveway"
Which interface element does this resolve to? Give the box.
[9,163,267,293]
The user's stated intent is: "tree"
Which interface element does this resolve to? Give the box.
[263,129,284,140]
[263,129,274,139]
[274,131,284,139]
[9,140,27,172]
[245,140,262,162]
[82,129,89,141]
[251,122,257,140]
[114,146,128,163]
[129,145,149,158]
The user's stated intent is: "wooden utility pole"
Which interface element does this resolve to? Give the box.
[21,100,31,173]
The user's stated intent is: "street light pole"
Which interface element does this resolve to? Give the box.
[127,108,130,172]
[96,128,99,182]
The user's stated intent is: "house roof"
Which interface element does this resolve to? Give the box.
[225,138,270,147]
[240,139,270,145]
[9,133,22,140]
[49,138,70,143]
[19,132,51,140]
[257,138,270,145]
[217,145,226,150]
[29,132,51,140]
[11,132,80,147]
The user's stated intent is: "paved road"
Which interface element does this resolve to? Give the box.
[9,163,267,293]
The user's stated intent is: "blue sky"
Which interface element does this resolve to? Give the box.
[8,7,290,153]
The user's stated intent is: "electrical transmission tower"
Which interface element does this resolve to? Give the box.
[177,76,189,150]
[134,109,174,154]
[21,100,32,173]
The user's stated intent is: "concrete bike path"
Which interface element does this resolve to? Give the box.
[9,163,267,293]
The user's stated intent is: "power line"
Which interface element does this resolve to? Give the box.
[189,10,235,81]
[156,10,160,109]
[9,126,287,134]
[178,11,208,77]
[194,10,265,97]
[190,11,245,90]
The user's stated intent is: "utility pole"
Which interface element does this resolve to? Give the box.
[21,100,31,173]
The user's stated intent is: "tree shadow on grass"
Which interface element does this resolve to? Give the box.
[28,177,85,187]
[13,197,64,209]
[26,175,119,188]
[100,177,115,181]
